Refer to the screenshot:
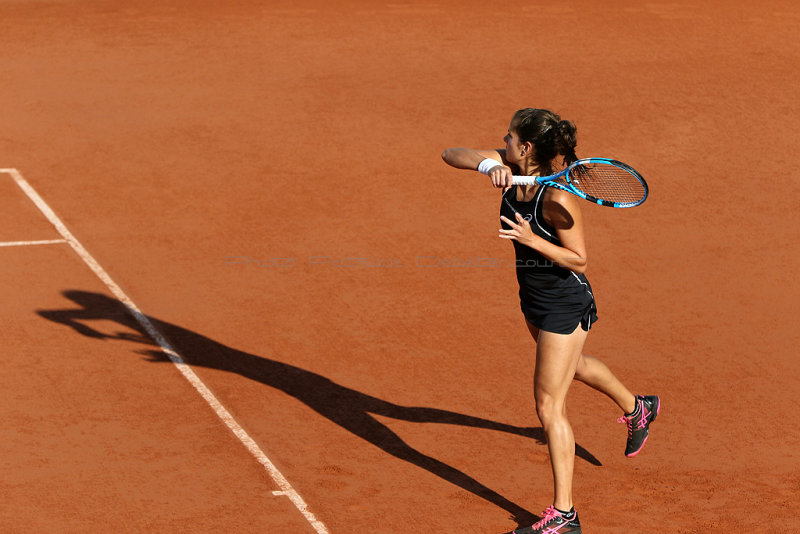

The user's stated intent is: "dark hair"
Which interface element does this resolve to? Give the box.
[511,108,579,173]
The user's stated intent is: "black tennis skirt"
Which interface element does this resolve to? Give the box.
[518,274,598,335]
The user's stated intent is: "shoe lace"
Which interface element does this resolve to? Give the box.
[617,415,634,437]
[532,506,559,529]
[618,399,651,436]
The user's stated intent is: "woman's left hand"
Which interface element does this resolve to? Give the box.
[499,213,536,248]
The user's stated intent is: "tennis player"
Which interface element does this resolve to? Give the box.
[442,108,660,533]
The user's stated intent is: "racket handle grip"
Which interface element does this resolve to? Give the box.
[511,175,540,186]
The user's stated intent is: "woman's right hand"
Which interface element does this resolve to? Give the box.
[488,164,514,191]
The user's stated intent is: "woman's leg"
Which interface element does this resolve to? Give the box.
[527,321,587,512]
[528,319,636,414]
[574,353,636,414]
[525,321,636,413]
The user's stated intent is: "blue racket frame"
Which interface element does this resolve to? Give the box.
[512,157,649,208]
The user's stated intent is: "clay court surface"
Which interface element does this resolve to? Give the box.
[1,1,798,532]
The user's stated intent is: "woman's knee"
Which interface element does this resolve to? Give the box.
[535,394,565,426]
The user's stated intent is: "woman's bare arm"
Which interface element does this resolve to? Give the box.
[441,148,515,189]
[441,147,506,169]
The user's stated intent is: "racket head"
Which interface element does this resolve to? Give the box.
[566,158,649,208]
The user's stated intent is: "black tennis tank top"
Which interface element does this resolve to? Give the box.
[500,185,589,290]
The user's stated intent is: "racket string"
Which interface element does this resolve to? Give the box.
[570,164,646,204]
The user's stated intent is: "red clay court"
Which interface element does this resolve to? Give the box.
[1,1,798,532]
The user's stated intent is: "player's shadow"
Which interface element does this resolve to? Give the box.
[37,290,602,527]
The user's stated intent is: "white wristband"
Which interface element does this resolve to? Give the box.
[477,158,503,175]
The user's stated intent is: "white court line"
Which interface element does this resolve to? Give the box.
[1,169,328,534]
[0,239,67,247]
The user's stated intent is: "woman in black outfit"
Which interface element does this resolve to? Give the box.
[442,108,660,534]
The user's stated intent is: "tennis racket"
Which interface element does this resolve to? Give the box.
[512,158,648,208]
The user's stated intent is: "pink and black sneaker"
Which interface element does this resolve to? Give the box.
[618,394,661,457]
[509,506,581,533]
